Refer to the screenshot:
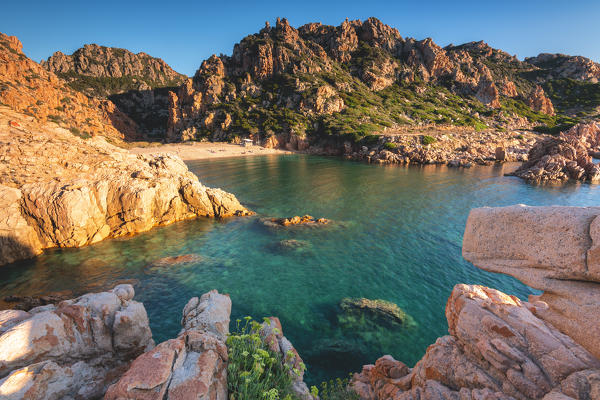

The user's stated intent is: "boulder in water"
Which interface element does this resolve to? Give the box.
[339,297,412,328]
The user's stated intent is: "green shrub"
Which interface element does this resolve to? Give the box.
[227,317,298,400]
[473,121,487,131]
[317,376,359,400]
[47,114,63,124]
[383,142,397,150]
[422,135,436,145]
[69,127,91,139]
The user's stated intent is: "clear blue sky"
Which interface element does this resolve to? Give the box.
[3,0,599,76]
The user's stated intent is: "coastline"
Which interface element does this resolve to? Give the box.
[129,142,294,161]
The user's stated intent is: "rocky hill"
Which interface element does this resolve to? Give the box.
[42,44,187,137]
[42,44,187,95]
[162,17,600,149]
[0,33,137,142]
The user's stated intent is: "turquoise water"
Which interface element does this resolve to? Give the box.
[1,154,599,384]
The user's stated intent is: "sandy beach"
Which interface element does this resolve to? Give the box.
[129,142,294,161]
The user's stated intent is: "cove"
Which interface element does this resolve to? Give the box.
[0,154,598,385]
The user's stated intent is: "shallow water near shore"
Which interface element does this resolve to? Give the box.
[1,154,599,385]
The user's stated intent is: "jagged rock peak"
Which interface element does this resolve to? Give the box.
[42,43,187,88]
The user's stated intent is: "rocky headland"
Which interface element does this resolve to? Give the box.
[1,205,599,399]
[0,106,251,266]
[511,121,600,183]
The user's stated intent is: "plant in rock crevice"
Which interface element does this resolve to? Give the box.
[227,316,299,400]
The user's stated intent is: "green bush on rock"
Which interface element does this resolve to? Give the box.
[422,135,437,145]
[227,317,298,400]
[313,376,360,400]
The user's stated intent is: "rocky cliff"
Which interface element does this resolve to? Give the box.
[0,33,138,142]
[351,205,600,399]
[42,44,187,137]
[0,105,251,266]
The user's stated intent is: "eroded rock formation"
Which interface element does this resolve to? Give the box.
[164,18,568,143]
[526,85,555,115]
[105,290,231,399]
[0,284,153,399]
[0,108,251,266]
[512,121,600,182]
[463,205,600,359]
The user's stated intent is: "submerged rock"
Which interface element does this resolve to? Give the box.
[262,215,330,227]
[339,297,412,328]
[144,253,203,274]
[268,239,311,253]
[2,292,73,311]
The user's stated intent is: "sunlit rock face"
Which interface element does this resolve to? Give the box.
[0,108,252,267]
[463,205,600,359]
[0,284,153,399]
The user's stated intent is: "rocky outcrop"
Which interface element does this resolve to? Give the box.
[345,127,539,166]
[0,284,153,399]
[512,121,600,182]
[105,290,231,399]
[526,53,600,83]
[0,33,138,142]
[463,205,600,359]
[526,85,555,115]
[0,108,251,266]
[352,205,600,399]
[352,284,600,400]
[475,79,501,108]
[262,215,330,227]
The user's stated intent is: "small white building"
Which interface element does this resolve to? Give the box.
[242,139,253,147]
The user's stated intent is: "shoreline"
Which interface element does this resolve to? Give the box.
[129,142,294,161]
